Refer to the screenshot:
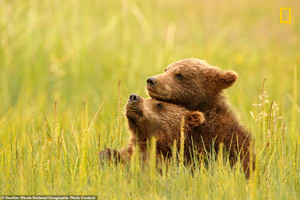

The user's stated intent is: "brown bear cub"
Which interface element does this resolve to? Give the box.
[146,58,255,178]
[99,94,205,164]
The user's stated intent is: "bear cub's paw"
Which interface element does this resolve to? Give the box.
[185,111,205,128]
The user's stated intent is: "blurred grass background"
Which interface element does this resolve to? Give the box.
[0,0,299,199]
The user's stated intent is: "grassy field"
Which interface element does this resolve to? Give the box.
[0,0,299,199]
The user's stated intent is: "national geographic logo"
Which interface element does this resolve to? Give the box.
[280,7,291,23]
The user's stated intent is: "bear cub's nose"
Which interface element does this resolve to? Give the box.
[147,77,157,86]
[129,94,140,102]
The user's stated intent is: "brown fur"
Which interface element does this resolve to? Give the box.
[146,58,255,178]
[99,95,205,165]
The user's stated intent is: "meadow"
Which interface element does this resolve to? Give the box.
[0,0,299,199]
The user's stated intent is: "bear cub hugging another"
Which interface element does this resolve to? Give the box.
[99,94,205,165]
[147,58,255,178]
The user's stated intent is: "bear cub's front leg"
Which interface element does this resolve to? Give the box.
[99,148,121,163]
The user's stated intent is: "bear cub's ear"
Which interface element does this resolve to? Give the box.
[185,111,205,128]
[219,71,238,89]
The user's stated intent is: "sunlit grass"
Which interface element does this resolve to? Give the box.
[0,0,299,199]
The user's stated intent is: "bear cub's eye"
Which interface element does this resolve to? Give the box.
[157,103,163,109]
[176,73,183,80]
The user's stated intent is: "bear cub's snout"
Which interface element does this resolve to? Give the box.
[147,77,157,87]
[129,93,140,103]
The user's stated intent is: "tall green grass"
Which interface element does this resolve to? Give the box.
[0,0,299,199]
